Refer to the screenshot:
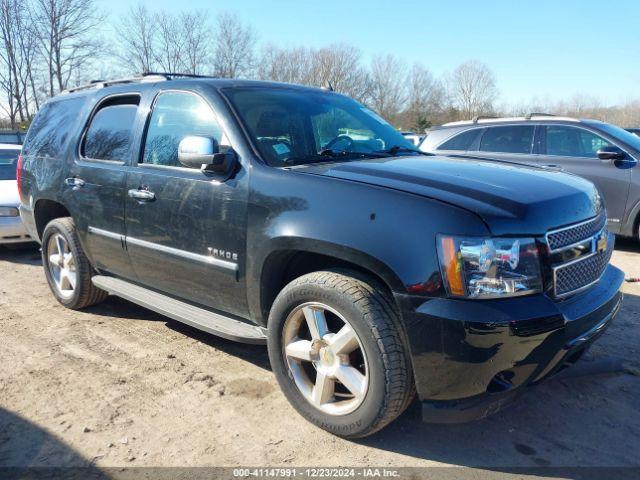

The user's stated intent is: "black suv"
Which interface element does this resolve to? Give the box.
[420,115,640,240]
[18,75,624,437]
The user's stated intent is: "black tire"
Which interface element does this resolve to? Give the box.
[267,270,415,438]
[41,217,108,309]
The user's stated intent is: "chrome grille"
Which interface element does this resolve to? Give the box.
[554,243,613,297]
[546,213,606,251]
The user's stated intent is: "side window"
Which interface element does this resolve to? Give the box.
[142,91,224,168]
[479,125,535,154]
[23,97,85,158]
[82,95,140,161]
[545,125,612,158]
[437,129,482,151]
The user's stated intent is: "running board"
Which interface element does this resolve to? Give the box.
[91,275,267,344]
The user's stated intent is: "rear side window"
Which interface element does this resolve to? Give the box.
[23,97,85,158]
[545,125,612,158]
[0,150,19,180]
[479,125,535,154]
[0,132,22,144]
[82,96,140,161]
[437,129,482,151]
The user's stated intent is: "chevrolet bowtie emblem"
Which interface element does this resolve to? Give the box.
[596,231,608,253]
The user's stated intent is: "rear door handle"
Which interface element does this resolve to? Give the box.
[65,177,85,189]
[128,188,155,202]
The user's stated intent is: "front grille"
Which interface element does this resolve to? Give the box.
[546,213,606,251]
[554,244,613,297]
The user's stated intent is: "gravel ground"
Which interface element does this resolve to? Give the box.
[0,240,639,476]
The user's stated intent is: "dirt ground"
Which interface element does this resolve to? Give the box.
[0,239,639,475]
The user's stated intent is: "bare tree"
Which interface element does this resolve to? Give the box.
[308,44,369,101]
[180,10,210,75]
[258,44,313,85]
[212,12,256,78]
[153,11,184,73]
[31,0,105,96]
[368,54,407,124]
[116,3,156,74]
[401,64,445,131]
[446,60,497,120]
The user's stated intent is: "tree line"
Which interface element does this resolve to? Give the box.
[1,0,637,131]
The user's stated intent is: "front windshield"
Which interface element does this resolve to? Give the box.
[0,151,18,180]
[597,123,640,152]
[223,87,418,166]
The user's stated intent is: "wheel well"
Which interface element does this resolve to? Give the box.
[34,200,71,240]
[260,250,396,322]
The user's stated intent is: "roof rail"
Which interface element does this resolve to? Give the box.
[471,115,498,123]
[62,72,216,94]
[524,112,556,120]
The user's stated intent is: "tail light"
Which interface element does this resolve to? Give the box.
[16,153,23,201]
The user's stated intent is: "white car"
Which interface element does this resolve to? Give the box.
[0,143,32,245]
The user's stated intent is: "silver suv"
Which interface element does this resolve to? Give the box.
[420,114,640,240]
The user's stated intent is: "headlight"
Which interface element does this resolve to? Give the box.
[437,235,542,299]
[0,206,19,217]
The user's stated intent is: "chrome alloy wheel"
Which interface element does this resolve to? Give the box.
[282,303,369,415]
[46,233,77,299]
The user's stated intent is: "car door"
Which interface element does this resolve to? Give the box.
[124,89,249,317]
[538,124,632,232]
[64,93,142,279]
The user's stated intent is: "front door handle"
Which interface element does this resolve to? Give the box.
[128,188,156,202]
[65,177,85,189]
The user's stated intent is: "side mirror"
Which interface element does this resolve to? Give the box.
[597,146,626,161]
[178,136,235,173]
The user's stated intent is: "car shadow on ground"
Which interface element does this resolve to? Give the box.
[614,236,640,253]
[0,244,41,265]
[0,408,108,478]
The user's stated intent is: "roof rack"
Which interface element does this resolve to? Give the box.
[524,112,556,120]
[471,115,498,123]
[62,72,216,94]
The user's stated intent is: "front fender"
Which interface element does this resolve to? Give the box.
[245,164,489,323]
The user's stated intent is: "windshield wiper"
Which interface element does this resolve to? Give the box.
[283,150,390,166]
[378,145,430,156]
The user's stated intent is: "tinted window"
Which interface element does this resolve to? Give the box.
[23,97,85,158]
[437,129,481,151]
[546,126,612,158]
[479,125,535,154]
[224,87,417,167]
[0,150,19,180]
[83,102,138,161]
[142,92,224,167]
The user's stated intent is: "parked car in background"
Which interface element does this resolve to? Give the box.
[400,131,424,146]
[420,114,640,240]
[0,144,32,245]
[0,130,26,145]
[626,128,640,137]
[18,76,622,436]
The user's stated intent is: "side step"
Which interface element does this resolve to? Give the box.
[92,275,267,345]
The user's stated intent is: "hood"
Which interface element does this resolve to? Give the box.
[0,180,19,207]
[297,155,601,236]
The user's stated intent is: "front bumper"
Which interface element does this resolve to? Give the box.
[0,215,32,244]
[399,264,624,424]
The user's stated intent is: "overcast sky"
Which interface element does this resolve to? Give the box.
[98,0,640,106]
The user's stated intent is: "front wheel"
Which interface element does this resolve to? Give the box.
[267,270,415,438]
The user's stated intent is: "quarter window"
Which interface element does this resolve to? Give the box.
[479,126,535,154]
[545,126,612,158]
[437,129,482,151]
[82,96,140,161]
[142,91,224,168]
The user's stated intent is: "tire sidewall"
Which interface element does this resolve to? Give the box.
[41,220,85,308]
[268,279,389,437]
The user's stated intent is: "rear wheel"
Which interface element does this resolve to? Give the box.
[268,270,415,438]
[42,217,108,309]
